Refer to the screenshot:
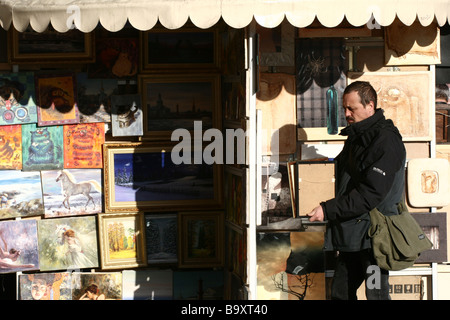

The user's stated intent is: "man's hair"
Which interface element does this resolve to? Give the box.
[436,84,449,101]
[344,81,377,109]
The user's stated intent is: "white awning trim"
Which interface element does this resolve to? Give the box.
[0,0,449,33]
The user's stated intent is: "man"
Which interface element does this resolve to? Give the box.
[308,81,406,300]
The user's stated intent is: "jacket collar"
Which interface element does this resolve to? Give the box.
[339,108,385,137]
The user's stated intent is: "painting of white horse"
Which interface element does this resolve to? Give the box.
[41,169,103,217]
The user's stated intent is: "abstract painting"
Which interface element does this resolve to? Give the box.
[0,125,22,169]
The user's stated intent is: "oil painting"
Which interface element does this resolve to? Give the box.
[19,272,72,300]
[38,216,99,271]
[63,123,105,168]
[98,212,147,269]
[0,124,22,169]
[35,73,80,126]
[0,72,38,125]
[122,269,173,300]
[71,272,122,300]
[41,169,103,217]
[21,123,63,171]
[0,219,39,274]
[145,213,178,265]
[111,94,143,137]
[0,170,44,219]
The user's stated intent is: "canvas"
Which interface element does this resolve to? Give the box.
[0,170,44,219]
[19,272,72,300]
[21,123,64,171]
[38,216,99,271]
[0,125,22,169]
[145,213,178,265]
[111,94,143,137]
[41,169,103,217]
[122,269,173,300]
[0,219,39,274]
[71,272,122,300]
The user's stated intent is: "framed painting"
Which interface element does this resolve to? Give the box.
[347,71,434,141]
[19,272,72,300]
[178,211,224,268]
[103,142,222,213]
[140,27,220,72]
[145,213,178,265]
[122,269,173,300]
[72,272,122,300]
[0,72,38,125]
[412,212,447,263]
[38,216,99,271]
[88,37,138,79]
[111,94,143,137]
[0,125,22,170]
[224,165,246,227]
[139,73,221,140]
[173,269,224,300]
[8,27,94,64]
[41,169,103,217]
[0,170,44,219]
[21,123,64,171]
[35,73,79,126]
[226,223,247,281]
[76,73,115,123]
[63,123,105,169]
[98,212,147,270]
[0,219,39,274]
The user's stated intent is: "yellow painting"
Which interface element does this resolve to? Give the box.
[0,124,22,169]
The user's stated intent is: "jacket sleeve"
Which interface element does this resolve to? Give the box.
[322,132,405,222]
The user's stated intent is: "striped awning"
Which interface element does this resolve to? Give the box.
[0,0,449,32]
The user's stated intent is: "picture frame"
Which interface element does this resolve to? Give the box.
[35,73,80,126]
[225,222,247,281]
[98,212,147,270]
[224,165,246,227]
[139,73,221,140]
[411,212,447,263]
[140,27,220,72]
[347,71,434,141]
[144,213,178,265]
[103,142,222,213]
[41,169,103,218]
[178,211,224,268]
[38,216,99,271]
[8,27,94,64]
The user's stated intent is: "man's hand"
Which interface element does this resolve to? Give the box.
[307,205,324,222]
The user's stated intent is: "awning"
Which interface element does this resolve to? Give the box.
[0,0,449,33]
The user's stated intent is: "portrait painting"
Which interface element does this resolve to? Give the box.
[0,219,39,274]
[0,125,22,170]
[41,169,103,217]
[71,272,122,300]
[19,272,72,300]
[21,123,64,171]
[63,123,105,168]
[0,170,44,219]
[38,216,99,271]
[35,73,79,126]
[0,72,38,125]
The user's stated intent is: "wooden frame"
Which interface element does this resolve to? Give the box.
[103,142,222,213]
[347,71,434,141]
[178,211,224,268]
[224,165,246,227]
[98,212,147,270]
[140,27,220,72]
[139,73,221,140]
[8,27,94,64]
[144,213,178,265]
[411,212,447,263]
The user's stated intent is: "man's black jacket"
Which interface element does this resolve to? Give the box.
[321,109,406,252]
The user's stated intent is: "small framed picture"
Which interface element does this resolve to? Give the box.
[98,212,147,270]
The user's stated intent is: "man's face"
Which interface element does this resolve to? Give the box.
[342,90,375,125]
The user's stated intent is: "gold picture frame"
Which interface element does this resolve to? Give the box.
[178,211,224,268]
[98,212,147,270]
[103,142,223,213]
[8,27,95,64]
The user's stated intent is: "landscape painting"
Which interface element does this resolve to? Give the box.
[0,170,44,219]
[0,219,39,274]
[41,169,103,218]
[38,216,99,271]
